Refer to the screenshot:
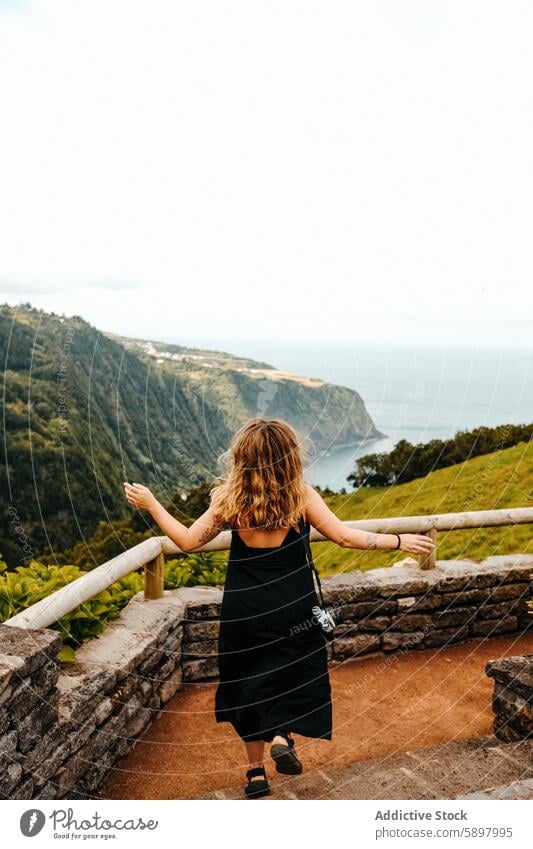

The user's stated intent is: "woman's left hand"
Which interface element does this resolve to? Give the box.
[124,482,159,512]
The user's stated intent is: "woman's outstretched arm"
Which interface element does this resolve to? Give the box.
[303,484,436,556]
[123,482,221,552]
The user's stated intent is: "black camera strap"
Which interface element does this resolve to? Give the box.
[298,516,327,609]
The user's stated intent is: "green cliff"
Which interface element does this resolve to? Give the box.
[1,303,384,563]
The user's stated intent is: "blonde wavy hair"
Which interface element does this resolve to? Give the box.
[210,418,307,531]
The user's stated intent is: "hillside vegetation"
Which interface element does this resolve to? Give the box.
[40,438,533,579]
[315,439,533,575]
[348,424,533,487]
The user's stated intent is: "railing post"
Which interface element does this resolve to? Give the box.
[144,551,165,599]
[419,527,437,570]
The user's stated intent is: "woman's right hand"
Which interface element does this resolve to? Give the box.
[398,533,435,554]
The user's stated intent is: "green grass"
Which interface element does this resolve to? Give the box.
[316,439,533,576]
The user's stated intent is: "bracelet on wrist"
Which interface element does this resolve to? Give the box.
[394,533,401,549]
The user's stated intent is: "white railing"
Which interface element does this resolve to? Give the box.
[5,507,533,631]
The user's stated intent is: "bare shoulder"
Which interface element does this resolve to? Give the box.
[303,482,321,499]
[302,482,322,520]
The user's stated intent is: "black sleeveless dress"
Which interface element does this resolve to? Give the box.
[214,518,332,742]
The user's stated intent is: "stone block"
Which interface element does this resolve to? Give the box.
[332,634,380,659]
[123,703,157,739]
[109,674,142,712]
[472,617,518,636]
[435,575,477,593]
[357,617,391,633]
[333,623,359,637]
[0,728,18,770]
[158,667,183,703]
[34,780,58,799]
[8,676,58,718]
[78,751,114,793]
[492,701,533,742]
[11,775,34,799]
[182,640,218,659]
[185,602,222,620]
[136,647,165,674]
[182,657,219,681]
[0,624,61,679]
[41,688,60,733]
[477,601,527,621]
[425,626,470,648]
[157,623,183,648]
[93,697,114,725]
[0,762,23,795]
[393,614,433,633]
[479,555,533,584]
[22,726,70,779]
[486,655,533,701]
[55,751,93,795]
[492,681,533,726]
[184,620,220,642]
[335,599,398,621]
[33,660,60,691]
[139,679,153,700]
[58,664,117,725]
[377,579,436,599]
[149,652,179,684]
[0,706,9,735]
[321,585,376,606]
[397,594,442,612]
[432,607,474,628]
[0,661,17,696]
[158,627,183,655]
[14,687,60,751]
[439,588,491,607]
[0,684,14,707]
[17,710,43,754]
[488,583,530,602]
[382,631,425,651]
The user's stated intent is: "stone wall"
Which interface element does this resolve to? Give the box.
[0,589,210,800]
[326,554,533,663]
[180,554,533,680]
[486,654,533,742]
[0,554,532,799]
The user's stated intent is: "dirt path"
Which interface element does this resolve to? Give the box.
[99,633,533,800]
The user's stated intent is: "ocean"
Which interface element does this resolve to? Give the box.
[175,338,533,491]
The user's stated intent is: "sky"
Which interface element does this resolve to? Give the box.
[0,0,532,349]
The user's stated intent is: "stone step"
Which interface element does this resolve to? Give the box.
[196,736,533,800]
[461,778,533,800]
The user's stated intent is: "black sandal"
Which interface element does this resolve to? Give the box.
[270,730,303,775]
[244,765,271,798]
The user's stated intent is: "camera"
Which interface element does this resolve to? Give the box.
[312,605,337,634]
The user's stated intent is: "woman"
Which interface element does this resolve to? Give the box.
[124,418,435,798]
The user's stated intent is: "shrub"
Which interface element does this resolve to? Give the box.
[0,550,227,660]
[163,552,227,588]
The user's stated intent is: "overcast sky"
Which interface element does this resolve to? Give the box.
[0,0,532,349]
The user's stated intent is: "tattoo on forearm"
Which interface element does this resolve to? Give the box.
[198,525,218,546]
[365,532,378,550]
